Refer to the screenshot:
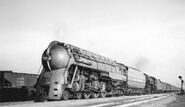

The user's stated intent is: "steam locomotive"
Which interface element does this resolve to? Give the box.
[35,41,179,101]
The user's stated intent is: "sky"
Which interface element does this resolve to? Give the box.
[0,0,185,87]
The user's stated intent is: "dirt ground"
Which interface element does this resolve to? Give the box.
[135,93,185,107]
[2,93,183,107]
[167,94,185,107]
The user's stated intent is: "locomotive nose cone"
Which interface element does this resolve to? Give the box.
[49,45,70,70]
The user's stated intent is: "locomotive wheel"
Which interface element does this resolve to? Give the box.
[100,92,107,98]
[83,92,90,99]
[91,92,99,98]
[76,92,82,99]
[62,90,70,100]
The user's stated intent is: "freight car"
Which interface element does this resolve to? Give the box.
[156,79,179,93]
[156,79,164,93]
[35,41,180,101]
[0,71,38,102]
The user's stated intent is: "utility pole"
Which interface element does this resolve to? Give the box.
[179,76,184,95]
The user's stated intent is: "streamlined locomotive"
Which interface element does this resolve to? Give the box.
[35,41,179,101]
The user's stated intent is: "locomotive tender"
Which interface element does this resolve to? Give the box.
[36,41,179,101]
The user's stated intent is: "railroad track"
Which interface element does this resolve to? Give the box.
[88,94,171,107]
[1,93,174,107]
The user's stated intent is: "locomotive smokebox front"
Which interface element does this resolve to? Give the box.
[37,41,71,100]
[42,41,70,70]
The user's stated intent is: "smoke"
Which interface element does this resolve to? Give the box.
[133,56,150,71]
[54,24,70,42]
